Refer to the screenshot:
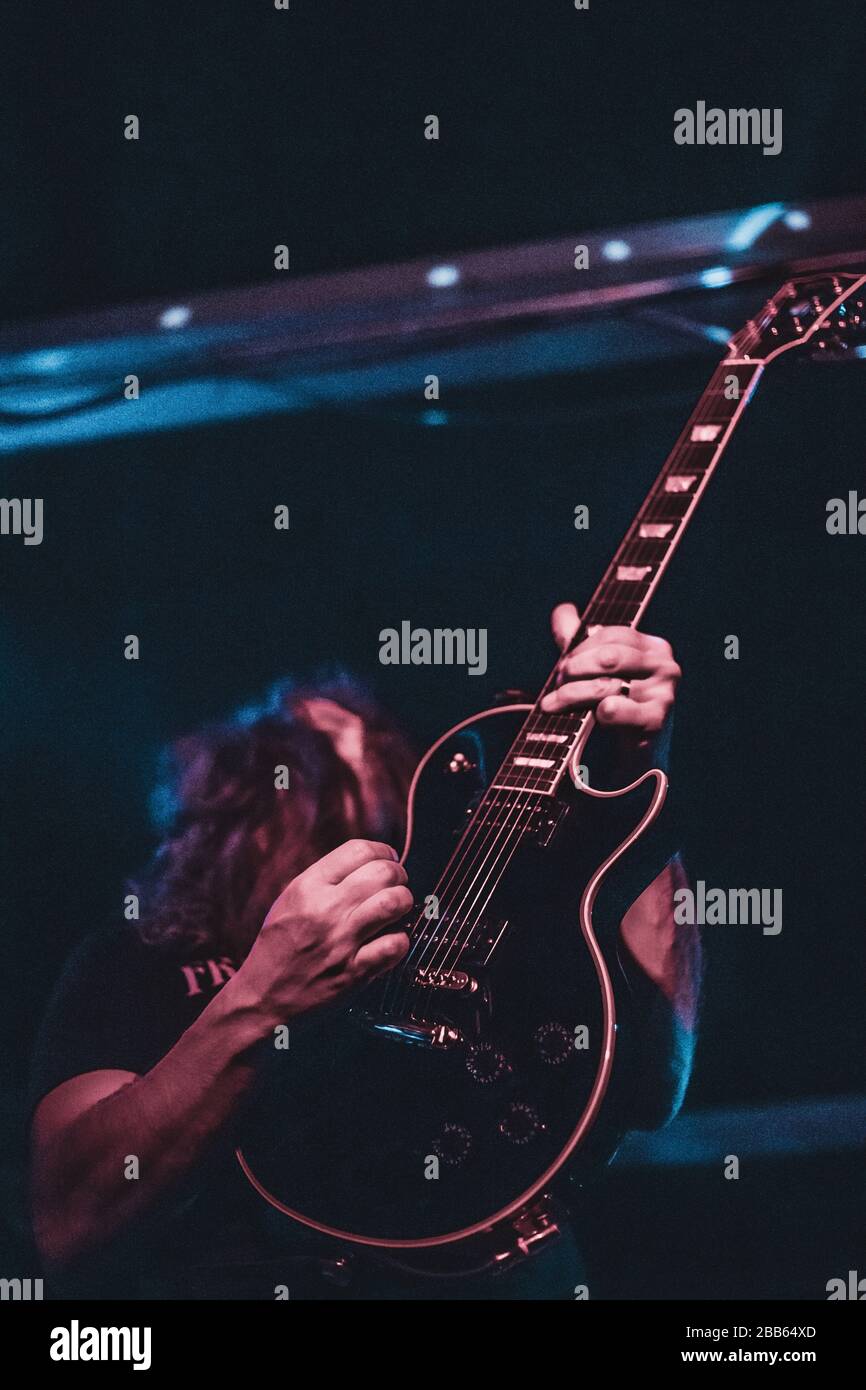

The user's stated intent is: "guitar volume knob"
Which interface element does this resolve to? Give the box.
[431,1122,473,1168]
[534,1022,573,1066]
[465,1042,510,1085]
[499,1101,544,1145]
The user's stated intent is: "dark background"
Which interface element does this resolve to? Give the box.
[4,1,866,320]
[1,0,864,1298]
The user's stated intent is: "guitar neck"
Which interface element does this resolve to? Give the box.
[491,355,765,796]
[569,358,762,638]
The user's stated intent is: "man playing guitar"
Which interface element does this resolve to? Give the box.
[30,601,698,1299]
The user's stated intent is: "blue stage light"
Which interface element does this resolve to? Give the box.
[700,266,733,289]
[426,265,460,288]
[602,239,631,262]
[20,349,69,373]
[726,203,784,251]
[784,209,811,230]
[159,305,192,329]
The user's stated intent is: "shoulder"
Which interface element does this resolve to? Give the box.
[53,925,238,994]
[60,923,155,974]
[29,927,240,1114]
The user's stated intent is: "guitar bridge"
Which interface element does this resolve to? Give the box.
[415,968,478,993]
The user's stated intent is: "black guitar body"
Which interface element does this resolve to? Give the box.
[237,705,666,1274]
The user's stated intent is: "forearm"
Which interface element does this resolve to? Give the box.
[32,970,277,1268]
[619,855,702,1128]
[620,855,700,1027]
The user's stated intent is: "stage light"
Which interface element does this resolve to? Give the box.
[726,203,784,251]
[704,325,732,345]
[700,266,733,289]
[421,409,448,426]
[21,349,68,372]
[602,239,631,262]
[159,305,192,329]
[426,265,460,288]
[784,209,811,230]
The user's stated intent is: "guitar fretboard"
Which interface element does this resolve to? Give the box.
[489,358,764,797]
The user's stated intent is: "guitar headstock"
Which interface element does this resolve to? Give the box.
[727,271,866,364]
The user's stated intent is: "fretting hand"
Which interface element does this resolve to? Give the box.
[541,602,681,758]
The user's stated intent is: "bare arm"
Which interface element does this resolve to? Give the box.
[619,854,702,1128]
[31,838,412,1269]
[31,978,272,1270]
[621,855,699,1030]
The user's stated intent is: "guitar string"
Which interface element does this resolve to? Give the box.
[382,791,537,1019]
[410,363,741,986]
[387,660,589,1006]
[415,690,599,988]
[381,360,746,1020]
[382,676,589,1011]
[389,363,736,1017]
[382,288,859,1014]
[382,360,737,1020]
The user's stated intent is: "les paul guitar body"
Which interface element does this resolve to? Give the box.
[237,271,866,1274]
[237,705,665,1272]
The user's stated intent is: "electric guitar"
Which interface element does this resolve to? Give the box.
[236,271,866,1277]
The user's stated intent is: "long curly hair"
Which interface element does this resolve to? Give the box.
[130,674,416,960]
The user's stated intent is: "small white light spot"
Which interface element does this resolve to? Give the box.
[784,210,811,231]
[159,305,192,329]
[700,266,733,289]
[704,324,733,345]
[602,240,631,262]
[426,265,460,288]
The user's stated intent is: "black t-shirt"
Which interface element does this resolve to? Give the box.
[29,927,589,1300]
[29,929,273,1299]
[29,929,240,1107]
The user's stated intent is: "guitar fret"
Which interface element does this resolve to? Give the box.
[619,538,670,563]
[615,564,653,582]
[638,522,674,538]
[646,494,693,520]
[480,354,768,809]
[497,721,578,792]
[674,448,714,462]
